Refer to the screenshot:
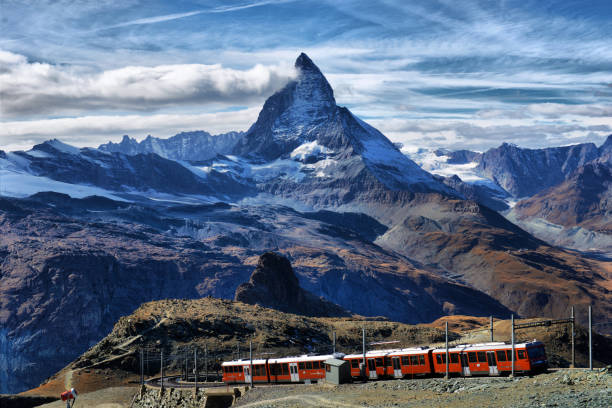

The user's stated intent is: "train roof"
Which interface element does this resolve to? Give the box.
[344,347,429,359]
[222,359,267,366]
[432,340,543,353]
[269,354,339,364]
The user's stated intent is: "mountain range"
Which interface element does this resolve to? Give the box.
[1,53,611,394]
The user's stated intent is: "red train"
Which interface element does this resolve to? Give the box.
[221,341,547,384]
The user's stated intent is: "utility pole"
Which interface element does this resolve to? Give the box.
[333,331,336,354]
[445,321,449,380]
[589,306,593,370]
[571,306,575,368]
[194,348,198,392]
[490,316,494,342]
[511,314,515,378]
[140,349,144,386]
[160,350,164,391]
[249,340,254,388]
[362,327,367,379]
[237,344,240,360]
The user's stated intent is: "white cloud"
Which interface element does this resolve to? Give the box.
[0,50,296,117]
[0,108,260,151]
[527,103,612,118]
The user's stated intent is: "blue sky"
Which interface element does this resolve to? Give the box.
[1,0,611,152]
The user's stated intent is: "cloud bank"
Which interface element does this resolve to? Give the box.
[0,50,295,116]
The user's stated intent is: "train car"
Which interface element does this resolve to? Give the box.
[344,348,432,380]
[269,354,334,383]
[222,358,267,384]
[431,341,547,377]
[222,354,337,384]
[387,347,432,378]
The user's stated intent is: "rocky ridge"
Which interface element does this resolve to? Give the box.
[234,252,351,317]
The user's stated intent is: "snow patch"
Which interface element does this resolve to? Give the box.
[290,141,330,162]
[0,168,127,201]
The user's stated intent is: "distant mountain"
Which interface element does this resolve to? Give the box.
[99,131,244,162]
[1,139,250,200]
[476,142,600,198]
[509,161,612,253]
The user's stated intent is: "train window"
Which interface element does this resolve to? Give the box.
[253,365,259,376]
[410,355,419,365]
[385,357,393,366]
[306,361,313,370]
[376,358,383,367]
[450,353,459,364]
[496,350,507,361]
[477,352,487,363]
[270,364,276,375]
[527,346,545,360]
[468,352,477,363]
[368,359,376,371]
[517,350,526,359]
[299,362,305,370]
[419,355,425,365]
[401,356,410,366]
[283,364,289,375]
[315,361,322,369]
[436,354,442,364]
[351,359,359,369]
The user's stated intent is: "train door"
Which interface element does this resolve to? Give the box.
[460,353,471,376]
[367,358,377,379]
[487,352,499,376]
[392,357,402,378]
[289,363,300,382]
[243,365,251,384]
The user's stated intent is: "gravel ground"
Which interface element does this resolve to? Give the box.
[234,368,612,408]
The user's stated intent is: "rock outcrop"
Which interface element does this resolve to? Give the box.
[234,252,351,317]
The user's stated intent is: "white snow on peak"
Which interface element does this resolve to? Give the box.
[24,149,51,159]
[45,139,81,155]
[404,147,486,183]
[290,141,330,161]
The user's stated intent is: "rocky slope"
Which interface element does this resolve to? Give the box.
[234,252,351,317]
[0,194,510,393]
[98,131,243,162]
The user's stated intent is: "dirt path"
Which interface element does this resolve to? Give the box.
[237,394,362,408]
[234,369,612,408]
[64,370,73,389]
